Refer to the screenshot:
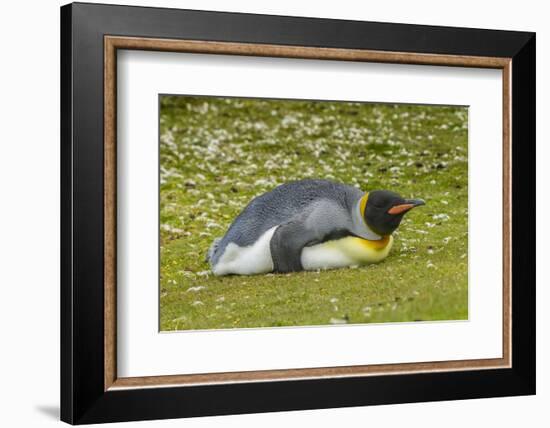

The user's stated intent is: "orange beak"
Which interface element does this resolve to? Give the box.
[388,199,425,215]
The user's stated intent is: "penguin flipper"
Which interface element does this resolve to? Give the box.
[270,220,314,273]
[270,200,353,273]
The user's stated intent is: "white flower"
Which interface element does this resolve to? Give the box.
[433,213,450,221]
[160,224,184,234]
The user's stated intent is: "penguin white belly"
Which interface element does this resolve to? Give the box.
[301,235,393,271]
[212,229,393,276]
[212,226,277,276]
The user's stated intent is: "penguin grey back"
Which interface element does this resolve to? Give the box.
[208,179,362,266]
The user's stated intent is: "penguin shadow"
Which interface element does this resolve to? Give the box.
[35,404,59,420]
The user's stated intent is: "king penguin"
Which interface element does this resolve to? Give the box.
[207,179,425,276]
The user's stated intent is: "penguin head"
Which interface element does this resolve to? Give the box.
[362,190,425,236]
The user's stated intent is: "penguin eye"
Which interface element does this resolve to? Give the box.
[370,201,385,209]
[370,196,389,208]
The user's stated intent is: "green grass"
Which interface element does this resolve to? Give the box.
[159,95,468,331]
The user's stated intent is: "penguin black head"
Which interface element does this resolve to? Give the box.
[362,190,425,236]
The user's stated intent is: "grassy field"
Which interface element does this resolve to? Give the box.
[159,95,468,331]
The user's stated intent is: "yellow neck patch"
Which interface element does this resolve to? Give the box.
[359,193,369,217]
[359,192,391,245]
[353,235,391,250]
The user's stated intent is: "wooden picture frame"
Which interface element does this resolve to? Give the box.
[61,2,535,424]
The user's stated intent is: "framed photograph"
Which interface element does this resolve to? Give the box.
[60,2,535,424]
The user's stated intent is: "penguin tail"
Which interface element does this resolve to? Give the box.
[206,237,222,264]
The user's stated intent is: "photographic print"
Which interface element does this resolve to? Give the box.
[62,6,534,422]
[159,95,468,331]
